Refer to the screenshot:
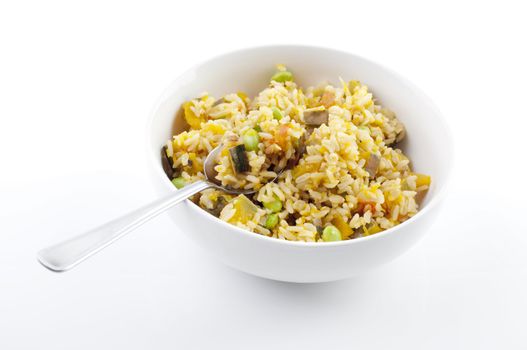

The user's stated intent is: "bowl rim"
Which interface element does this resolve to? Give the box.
[146,44,453,248]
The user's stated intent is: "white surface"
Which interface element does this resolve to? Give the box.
[0,0,526,348]
[148,45,453,282]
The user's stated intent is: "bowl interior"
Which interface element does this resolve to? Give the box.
[149,45,452,210]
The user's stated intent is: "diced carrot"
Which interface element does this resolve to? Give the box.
[274,124,290,148]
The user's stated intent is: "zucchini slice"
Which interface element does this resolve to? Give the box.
[229,144,249,173]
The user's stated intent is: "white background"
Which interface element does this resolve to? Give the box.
[1,1,526,349]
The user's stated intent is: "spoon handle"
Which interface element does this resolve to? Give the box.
[37,180,212,272]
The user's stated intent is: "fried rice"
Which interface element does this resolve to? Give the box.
[161,65,431,242]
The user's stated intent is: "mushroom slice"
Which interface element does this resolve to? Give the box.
[395,124,406,143]
[304,110,329,126]
[206,196,229,217]
[365,153,381,178]
[161,146,174,179]
[414,189,428,206]
[286,133,307,170]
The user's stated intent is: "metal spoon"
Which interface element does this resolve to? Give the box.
[37,145,266,272]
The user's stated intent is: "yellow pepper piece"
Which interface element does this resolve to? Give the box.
[202,123,225,134]
[415,173,432,187]
[332,214,353,239]
[363,223,383,236]
[183,101,203,129]
[359,151,370,160]
[292,162,318,178]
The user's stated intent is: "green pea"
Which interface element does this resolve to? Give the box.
[322,225,342,242]
[242,129,260,152]
[272,107,283,120]
[263,199,282,213]
[264,213,279,229]
[171,177,187,189]
[271,71,293,83]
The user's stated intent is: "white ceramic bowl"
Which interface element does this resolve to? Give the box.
[146,45,452,283]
